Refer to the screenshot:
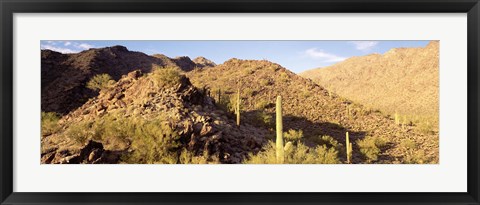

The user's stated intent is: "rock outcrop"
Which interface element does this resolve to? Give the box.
[41,69,269,164]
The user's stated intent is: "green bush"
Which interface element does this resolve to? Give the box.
[312,135,341,150]
[87,73,115,91]
[215,93,234,114]
[279,72,289,83]
[64,121,93,144]
[41,112,61,137]
[255,99,270,110]
[243,87,255,97]
[399,139,430,164]
[244,141,339,164]
[252,111,274,129]
[357,136,387,163]
[259,79,271,86]
[60,112,196,164]
[120,116,182,164]
[178,149,220,164]
[283,129,304,141]
[151,67,182,87]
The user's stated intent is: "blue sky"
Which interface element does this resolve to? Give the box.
[41,40,431,73]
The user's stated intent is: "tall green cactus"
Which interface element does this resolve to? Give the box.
[217,88,221,104]
[346,132,352,164]
[276,96,284,164]
[235,88,240,126]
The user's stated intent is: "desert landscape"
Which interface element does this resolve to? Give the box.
[41,41,439,164]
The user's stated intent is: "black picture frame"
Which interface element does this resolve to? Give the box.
[1,0,479,204]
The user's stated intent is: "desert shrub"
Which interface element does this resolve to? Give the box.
[252,111,274,129]
[226,93,241,113]
[284,129,304,141]
[244,141,339,164]
[259,79,271,86]
[279,72,289,83]
[90,114,133,150]
[87,73,115,91]
[357,136,387,163]
[399,139,429,164]
[243,87,255,97]
[244,142,277,164]
[178,149,220,164]
[416,120,434,134]
[61,111,191,163]
[215,93,234,114]
[268,65,279,72]
[151,67,182,87]
[255,99,270,110]
[41,112,61,136]
[312,135,341,150]
[409,115,437,134]
[121,116,182,164]
[301,90,311,99]
[64,121,94,144]
[243,67,255,75]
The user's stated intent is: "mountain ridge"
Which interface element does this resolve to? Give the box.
[41,46,216,114]
[300,41,439,131]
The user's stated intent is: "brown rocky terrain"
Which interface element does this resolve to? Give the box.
[41,46,211,115]
[41,46,438,164]
[300,41,439,132]
[41,69,268,164]
[187,59,439,163]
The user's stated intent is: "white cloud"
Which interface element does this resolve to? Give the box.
[41,44,79,54]
[349,41,379,51]
[41,41,96,53]
[304,48,346,62]
[77,43,94,49]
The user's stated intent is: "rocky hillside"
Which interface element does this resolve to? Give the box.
[41,46,438,164]
[41,69,268,164]
[300,41,439,131]
[187,59,439,163]
[41,46,213,115]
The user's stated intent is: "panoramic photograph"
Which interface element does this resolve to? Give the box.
[40,40,439,164]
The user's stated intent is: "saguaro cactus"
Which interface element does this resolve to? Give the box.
[217,88,221,104]
[235,88,241,126]
[276,96,284,164]
[346,132,352,164]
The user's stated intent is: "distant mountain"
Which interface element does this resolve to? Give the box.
[193,56,217,68]
[41,46,215,114]
[300,41,439,130]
